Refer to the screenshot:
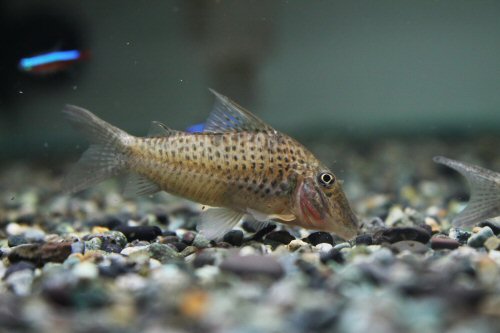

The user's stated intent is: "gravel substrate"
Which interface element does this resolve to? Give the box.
[1,136,499,333]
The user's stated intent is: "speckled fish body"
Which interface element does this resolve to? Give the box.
[434,156,500,226]
[63,90,358,239]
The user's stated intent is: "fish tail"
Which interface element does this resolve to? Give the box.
[434,156,500,226]
[62,105,133,194]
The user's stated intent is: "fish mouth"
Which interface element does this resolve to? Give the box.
[296,180,358,239]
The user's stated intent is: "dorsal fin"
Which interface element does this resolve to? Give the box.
[148,121,177,137]
[203,89,276,133]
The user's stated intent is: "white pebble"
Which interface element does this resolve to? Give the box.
[72,262,98,280]
[315,243,333,253]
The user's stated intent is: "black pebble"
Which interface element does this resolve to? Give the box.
[155,212,170,225]
[162,230,177,237]
[87,215,126,229]
[161,235,181,244]
[264,230,295,245]
[248,224,277,241]
[113,226,162,242]
[182,232,196,245]
[320,248,344,264]
[223,230,244,246]
[242,221,259,232]
[304,232,334,246]
[3,261,36,280]
[373,226,431,244]
[355,234,373,246]
[169,242,188,252]
[15,214,35,225]
[8,235,29,247]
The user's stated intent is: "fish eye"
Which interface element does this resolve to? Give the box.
[318,172,335,187]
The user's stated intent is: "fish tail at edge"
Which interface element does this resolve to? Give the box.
[62,105,134,194]
[434,155,500,226]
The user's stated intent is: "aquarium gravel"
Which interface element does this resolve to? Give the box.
[1,137,499,333]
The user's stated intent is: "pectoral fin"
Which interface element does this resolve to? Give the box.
[197,207,245,240]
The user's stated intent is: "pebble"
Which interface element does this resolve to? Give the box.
[148,243,180,263]
[320,248,344,264]
[5,269,34,296]
[223,230,244,246]
[391,240,429,254]
[264,230,295,245]
[85,237,103,251]
[355,234,373,246]
[315,243,333,253]
[101,239,123,253]
[424,217,441,233]
[70,240,85,254]
[181,231,196,245]
[120,245,149,256]
[3,261,36,280]
[8,235,29,247]
[373,226,431,244]
[484,237,500,251]
[478,221,500,235]
[430,236,461,250]
[193,251,216,268]
[192,234,211,249]
[72,261,99,280]
[304,232,334,246]
[449,228,471,244]
[219,254,284,279]
[84,231,128,248]
[288,239,310,252]
[169,242,188,252]
[8,242,73,266]
[113,225,162,242]
[467,227,495,248]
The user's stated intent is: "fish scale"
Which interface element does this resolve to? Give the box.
[62,90,359,240]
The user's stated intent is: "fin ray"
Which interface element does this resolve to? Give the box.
[148,121,177,137]
[197,207,245,240]
[204,89,275,133]
[62,144,127,194]
[123,172,161,197]
[434,156,500,226]
[63,105,132,193]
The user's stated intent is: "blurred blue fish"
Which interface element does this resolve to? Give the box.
[186,123,205,133]
[18,49,89,75]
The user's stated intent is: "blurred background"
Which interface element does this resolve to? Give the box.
[0,0,499,162]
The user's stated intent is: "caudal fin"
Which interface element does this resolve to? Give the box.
[62,105,132,194]
[434,156,500,227]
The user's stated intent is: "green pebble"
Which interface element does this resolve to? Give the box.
[467,227,494,248]
[85,237,103,251]
[148,243,180,263]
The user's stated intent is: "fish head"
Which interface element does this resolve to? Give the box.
[294,168,358,239]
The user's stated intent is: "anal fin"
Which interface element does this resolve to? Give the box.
[123,172,160,197]
[197,207,245,240]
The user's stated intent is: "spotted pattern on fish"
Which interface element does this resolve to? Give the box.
[62,90,359,240]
